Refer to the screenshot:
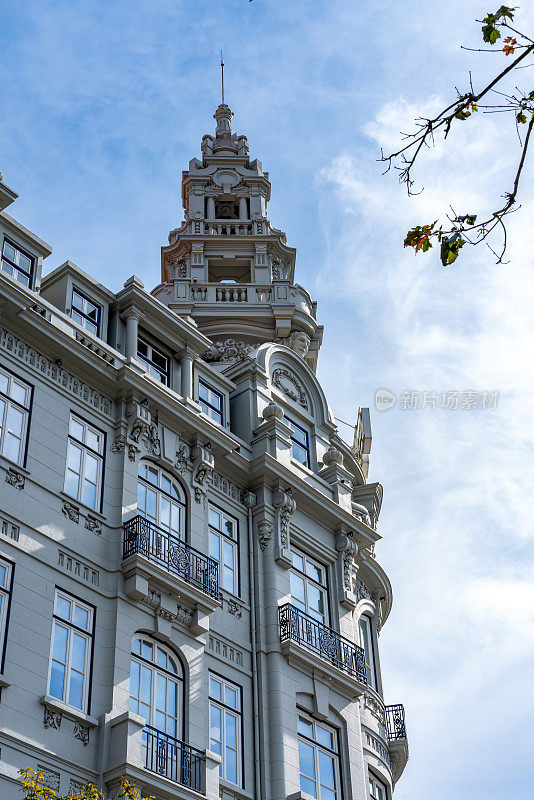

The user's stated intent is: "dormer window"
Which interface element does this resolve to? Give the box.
[286,417,311,468]
[1,238,35,289]
[137,337,170,386]
[71,287,101,337]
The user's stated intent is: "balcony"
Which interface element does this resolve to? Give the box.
[385,704,407,741]
[385,704,409,783]
[144,725,205,794]
[124,516,219,599]
[278,603,367,699]
[122,516,221,634]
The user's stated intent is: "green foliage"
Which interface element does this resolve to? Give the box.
[440,233,465,266]
[481,6,515,44]
[456,214,477,225]
[18,770,155,800]
[404,221,440,253]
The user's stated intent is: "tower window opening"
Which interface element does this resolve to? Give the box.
[215,199,239,220]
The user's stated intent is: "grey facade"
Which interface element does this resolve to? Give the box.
[0,103,408,800]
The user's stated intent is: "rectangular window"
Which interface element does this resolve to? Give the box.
[359,615,377,690]
[209,505,238,595]
[137,338,170,385]
[70,287,101,338]
[199,381,224,425]
[209,674,242,786]
[48,589,94,712]
[0,556,14,670]
[64,414,104,511]
[1,238,35,288]
[286,417,310,467]
[290,549,328,625]
[0,366,32,465]
[369,773,388,800]
[298,714,340,800]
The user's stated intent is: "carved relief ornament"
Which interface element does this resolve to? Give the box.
[272,368,309,409]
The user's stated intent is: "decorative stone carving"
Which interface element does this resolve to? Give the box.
[165,253,188,279]
[174,445,189,475]
[212,471,248,505]
[73,722,89,746]
[363,692,386,725]
[127,400,160,458]
[37,766,60,791]
[226,599,242,618]
[273,487,296,566]
[323,445,344,467]
[275,330,311,359]
[110,433,138,461]
[271,255,290,280]
[262,401,284,421]
[354,576,372,602]
[69,779,86,796]
[272,368,309,409]
[190,437,214,503]
[176,604,193,628]
[62,502,80,524]
[84,515,102,535]
[335,529,358,609]
[202,338,261,364]
[0,327,113,416]
[352,501,372,526]
[257,521,273,551]
[5,467,25,489]
[243,491,256,509]
[43,708,62,729]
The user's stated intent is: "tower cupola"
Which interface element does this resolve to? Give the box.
[152,104,323,370]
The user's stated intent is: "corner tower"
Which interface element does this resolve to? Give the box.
[152,104,324,371]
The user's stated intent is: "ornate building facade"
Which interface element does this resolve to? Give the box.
[0,103,408,800]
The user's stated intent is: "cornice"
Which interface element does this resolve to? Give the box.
[0,211,52,256]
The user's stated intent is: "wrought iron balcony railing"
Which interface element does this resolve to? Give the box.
[144,725,205,793]
[278,603,367,684]
[123,515,219,599]
[385,704,407,741]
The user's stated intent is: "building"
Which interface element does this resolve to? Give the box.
[0,102,409,800]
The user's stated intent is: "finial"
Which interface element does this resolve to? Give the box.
[220,50,225,105]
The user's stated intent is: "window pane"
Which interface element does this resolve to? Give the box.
[316,725,334,750]
[298,717,314,738]
[290,573,306,605]
[73,605,89,630]
[292,442,309,465]
[82,476,97,509]
[167,679,177,715]
[52,622,68,661]
[84,452,99,483]
[140,664,152,704]
[225,712,237,747]
[56,596,72,621]
[156,673,166,712]
[210,704,222,747]
[209,508,221,530]
[224,686,237,709]
[299,740,317,784]
[318,751,335,790]
[10,380,27,406]
[223,539,234,568]
[0,372,8,395]
[69,418,85,442]
[71,632,87,672]
[6,405,23,436]
[49,661,66,700]
[69,669,84,709]
[3,242,16,261]
[130,660,140,699]
[67,442,82,472]
[65,469,79,499]
[156,646,167,669]
[0,564,6,587]
[308,585,325,618]
[86,429,100,452]
[292,551,304,571]
[306,560,322,583]
[3,431,22,462]
[141,640,153,661]
[210,677,222,701]
[199,383,209,401]
[209,532,220,560]
[223,565,234,592]
[226,745,238,784]
[224,518,234,538]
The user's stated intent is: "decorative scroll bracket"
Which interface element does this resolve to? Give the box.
[273,486,296,568]
[190,435,214,503]
[335,525,358,609]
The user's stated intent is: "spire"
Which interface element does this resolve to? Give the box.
[220,50,225,105]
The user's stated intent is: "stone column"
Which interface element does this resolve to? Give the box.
[122,307,142,360]
[179,347,195,400]
[239,197,248,220]
[207,196,215,220]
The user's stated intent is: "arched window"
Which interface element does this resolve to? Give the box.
[129,636,184,739]
[137,462,186,539]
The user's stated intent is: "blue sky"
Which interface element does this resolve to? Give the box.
[2,1,534,797]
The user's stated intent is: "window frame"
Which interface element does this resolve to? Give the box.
[209,671,244,788]
[137,336,170,386]
[0,364,33,467]
[290,547,330,626]
[297,712,341,800]
[359,614,378,690]
[0,555,15,673]
[198,380,224,426]
[47,587,96,714]
[129,635,185,742]
[137,461,187,541]
[70,286,102,338]
[369,770,389,800]
[286,416,311,468]
[64,412,105,512]
[1,237,35,289]
[208,503,240,596]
